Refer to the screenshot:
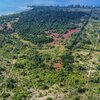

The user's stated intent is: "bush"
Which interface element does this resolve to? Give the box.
[78,87,86,93]
[78,66,86,71]
[90,77,100,83]
[13,93,27,100]
[96,66,100,70]
[14,63,24,68]
[46,97,53,100]
[6,79,17,89]
[41,84,49,90]
[65,65,73,71]
[75,96,80,100]
[2,92,10,99]
[0,67,5,74]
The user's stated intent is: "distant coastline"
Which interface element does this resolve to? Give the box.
[0,0,100,16]
[0,4,100,17]
[0,6,32,16]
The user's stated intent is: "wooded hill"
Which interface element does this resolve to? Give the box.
[0,6,100,100]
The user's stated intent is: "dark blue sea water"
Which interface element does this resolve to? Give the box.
[0,0,100,15]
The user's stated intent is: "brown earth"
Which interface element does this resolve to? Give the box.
[47,33,63,46]
[6,22,13,30]
[63,29,80,39]
[46,29,80,46]
[53,61,62,70]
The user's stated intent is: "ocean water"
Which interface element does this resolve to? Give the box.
[0,0,34,15]
[0,0,100,15]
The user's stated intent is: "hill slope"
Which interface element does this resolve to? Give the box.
[0,6,100,100]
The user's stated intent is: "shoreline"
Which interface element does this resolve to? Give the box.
[0,6,32,17]
[0,5,100,17]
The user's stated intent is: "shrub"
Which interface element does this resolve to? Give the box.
[6,79,17,89]
[96,66,100,70]
[0,67,5,74]
[14,63,24,68]
[46,97,53,100]
[2,92,10,99]
[78,87,86,93]
[13,93,27,100]
[41,84,49,90]
[90,77,100,83]
[65,65,73,71]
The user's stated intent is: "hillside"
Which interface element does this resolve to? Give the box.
[0,6,100,100]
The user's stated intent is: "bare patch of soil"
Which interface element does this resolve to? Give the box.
[46,29,80,46]
[6,22,13,30]
[53,61,62,70]
[63,29,79,39]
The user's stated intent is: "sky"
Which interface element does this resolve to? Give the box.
[0,0,100,15]
[32,0,100,6]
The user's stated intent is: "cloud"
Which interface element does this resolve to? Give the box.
[1,0,100,6]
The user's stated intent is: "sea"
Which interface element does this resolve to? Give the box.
[0,0,100,15]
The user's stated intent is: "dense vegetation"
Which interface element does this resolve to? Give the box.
[0,6,100,100]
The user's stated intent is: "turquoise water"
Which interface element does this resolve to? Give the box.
[0,0,100,15]
[0,0,34,15]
